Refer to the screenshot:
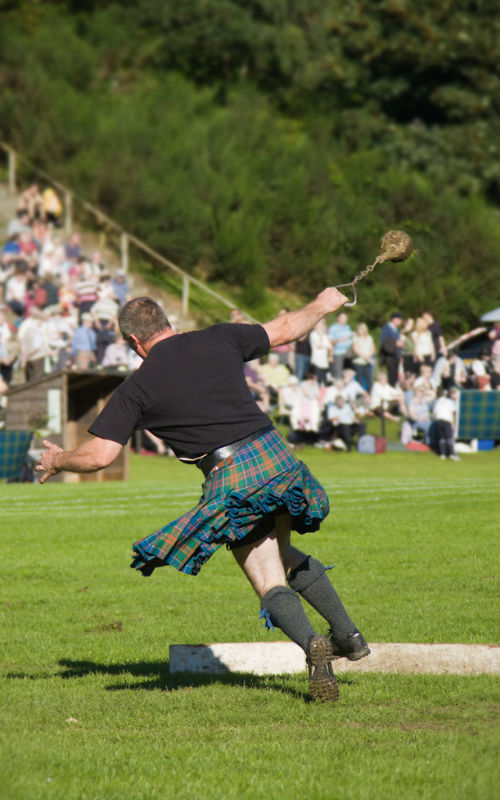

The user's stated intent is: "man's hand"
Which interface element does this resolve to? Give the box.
[35,436,122,483]
[36,440,63,484]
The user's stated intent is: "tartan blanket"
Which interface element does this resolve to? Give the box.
[131,427,329,577]
[0,430,33,481]
[457,390,500,440]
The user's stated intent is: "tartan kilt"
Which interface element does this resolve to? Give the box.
[131,427,329,577]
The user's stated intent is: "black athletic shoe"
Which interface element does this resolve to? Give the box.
[329,630,370,661]
[306,634,339,703]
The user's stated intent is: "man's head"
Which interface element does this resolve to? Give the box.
[391,313,403,328]
[119,297,170,351]
[337,312,348,326]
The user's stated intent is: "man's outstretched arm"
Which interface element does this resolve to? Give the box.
[36,437,123,484]
[262,288,348,348]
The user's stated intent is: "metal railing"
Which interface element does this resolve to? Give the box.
[1,142,257,322]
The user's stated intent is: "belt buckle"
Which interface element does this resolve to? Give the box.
[212,456,234,474]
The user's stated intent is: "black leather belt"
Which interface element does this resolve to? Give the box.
[196,425,273,478]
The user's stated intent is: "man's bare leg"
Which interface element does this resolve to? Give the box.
[232,517,339,702]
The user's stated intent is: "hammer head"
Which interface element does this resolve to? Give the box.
[379,230,413,262]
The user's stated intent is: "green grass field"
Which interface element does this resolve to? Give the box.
[1,448,499,800]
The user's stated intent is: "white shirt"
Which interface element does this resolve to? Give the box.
[433,396,456,424]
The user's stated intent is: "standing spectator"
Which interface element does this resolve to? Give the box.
[433,389,460,460]
[18,309,50,382]
[309,319,332,385]
[328,311,353,379]
[400,318,416,374]
[65,232,82,263]
[423,310,446,362]
[110,271,131,308]
[411,316,435,368]
[379,312,404,386]
[71,312,97,369]
[74,267,99,318]
[351,322,375,391]
[294,334,311,382]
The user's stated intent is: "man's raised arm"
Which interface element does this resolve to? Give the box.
[36,436,123,484]
[263,288,348,348]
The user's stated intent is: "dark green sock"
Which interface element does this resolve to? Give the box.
[260,585,316,652]
[288,556,357,641]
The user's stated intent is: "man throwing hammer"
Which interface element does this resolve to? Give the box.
[37,290,370,703]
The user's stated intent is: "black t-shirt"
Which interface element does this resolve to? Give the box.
[88,323,271,458]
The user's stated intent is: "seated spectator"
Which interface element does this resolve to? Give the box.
[289,373,322,444]
[325,395,366,452]
[407,386,432,442]
[490,358,500,390]
[90,294,119,364]
[351,322,375,391]
[41,186,63,226]
[433,349,467,391]
[342,368,369,405]
[18,184,43,223]
[370,372,405,420]
[259,352,290,405]
[278,375,301,422]
[5,263,28,317]
[2,233,21,259]
[433,388,460,460]
[45,304,74,371]
[101,335,131,369]
[414,364,437,404]
[71,312,97,370]
[110,271,131,308]
[0,309,18,385]
[7,209,31,238]
[244,360,270,412]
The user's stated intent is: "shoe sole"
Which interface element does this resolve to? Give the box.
[308,636,339,703]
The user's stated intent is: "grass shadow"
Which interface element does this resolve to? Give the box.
[56,657,314,699]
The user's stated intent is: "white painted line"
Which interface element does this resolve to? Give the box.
[169,642,500,676]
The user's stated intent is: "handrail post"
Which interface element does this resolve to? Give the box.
[7,148,16,193]
[64,191,73,235]
[120,232,129,273]
[182,274,190,316]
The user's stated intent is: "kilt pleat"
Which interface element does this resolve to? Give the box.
[130,428,329,577]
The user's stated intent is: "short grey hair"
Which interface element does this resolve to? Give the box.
[118,297,170,345]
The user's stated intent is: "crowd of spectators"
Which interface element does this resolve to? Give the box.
[0,183,142,419]
[2,183,499,460]
[240,308,500,457]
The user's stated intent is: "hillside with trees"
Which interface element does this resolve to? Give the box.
[0,0,498,331]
